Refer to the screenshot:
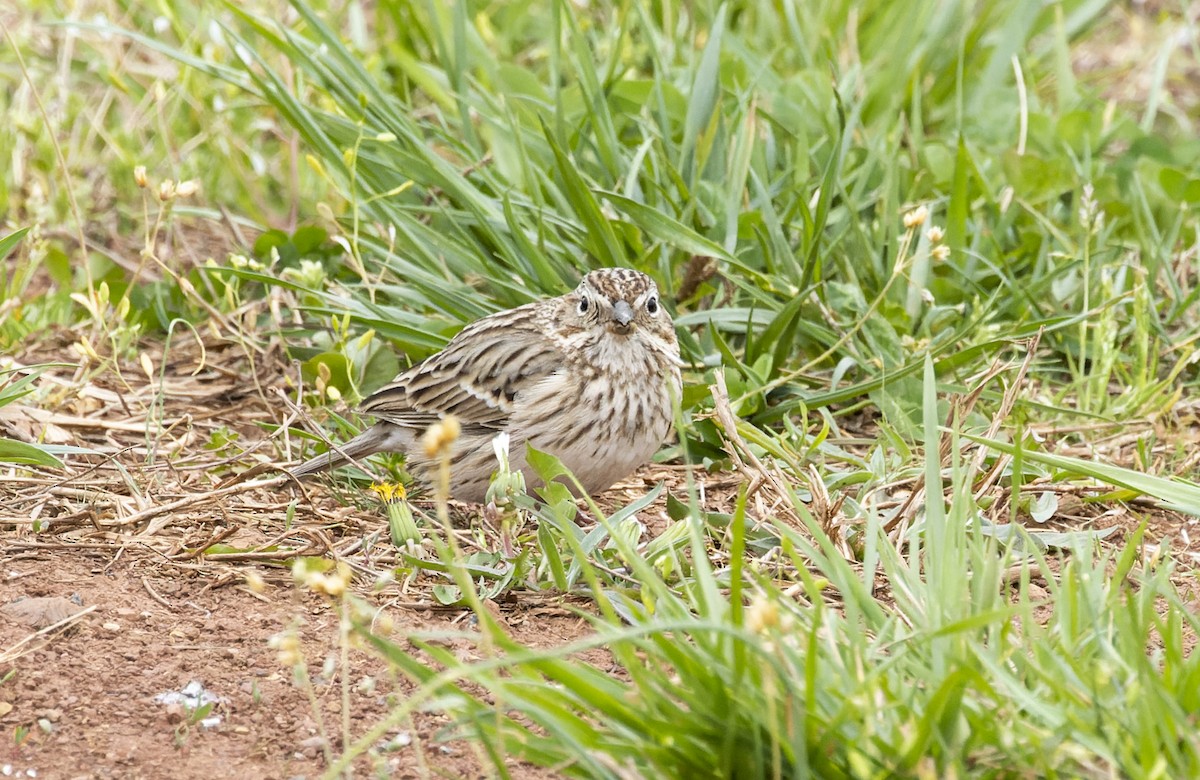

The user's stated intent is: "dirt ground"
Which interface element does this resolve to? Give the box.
[0,329,712,779]
[0,336,509,778]
[0,550,587,780]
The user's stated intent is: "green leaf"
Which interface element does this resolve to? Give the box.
[599,191,738,265]
[525,444,571,486]
[290,225,330,255]
[1159,168,1200,204]
[0,227,30,260]
[964,432,1200,516]
[946,136,970,251]
[542,121,624,267]
[679,4,727,185]
[0,439,64,468]
[1002,149,1075,203]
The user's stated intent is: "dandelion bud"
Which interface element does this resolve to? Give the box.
[903,205,929,229]
[269,631,301,667]
[244,570,266,593]
[744,594,780,634]
[422,415,461,459]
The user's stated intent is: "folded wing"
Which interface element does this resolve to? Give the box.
[361,301,564,435]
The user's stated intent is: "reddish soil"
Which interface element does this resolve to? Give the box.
[0,333,596,779]
[0,544,600,779]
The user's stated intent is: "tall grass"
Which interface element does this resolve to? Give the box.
[118,0,1193,430]
[321,360,1200,777]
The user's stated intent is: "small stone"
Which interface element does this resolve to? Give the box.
[382,732,411,751]
[164,703,184,725]
[101,622,121,632]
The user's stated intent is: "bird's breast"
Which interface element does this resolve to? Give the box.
[509,361,676,495]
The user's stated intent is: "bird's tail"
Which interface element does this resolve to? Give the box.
[288,424,411,479]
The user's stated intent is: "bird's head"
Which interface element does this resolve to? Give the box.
[568,267,672,341]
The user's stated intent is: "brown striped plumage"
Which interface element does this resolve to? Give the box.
[290,268,682,503]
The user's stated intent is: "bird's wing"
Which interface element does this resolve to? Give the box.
[360,302,564,432]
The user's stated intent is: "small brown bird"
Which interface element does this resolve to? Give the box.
[291,268,682,503]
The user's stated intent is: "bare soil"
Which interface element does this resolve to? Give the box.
[1,546,612,779]
[0,332,604,779]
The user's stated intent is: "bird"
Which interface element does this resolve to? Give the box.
[290,267,682,503]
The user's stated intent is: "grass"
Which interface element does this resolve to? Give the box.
[334,369,1200,778]
[4,0,1200,776]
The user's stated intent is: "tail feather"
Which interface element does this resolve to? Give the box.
[289,423,412,479]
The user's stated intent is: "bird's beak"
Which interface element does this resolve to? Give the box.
[612,300,634,329]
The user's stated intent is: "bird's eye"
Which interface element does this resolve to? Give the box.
[646,296,659,315]
[577,296,590,314]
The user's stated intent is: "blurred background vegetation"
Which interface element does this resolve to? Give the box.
[6,0,1200,442]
